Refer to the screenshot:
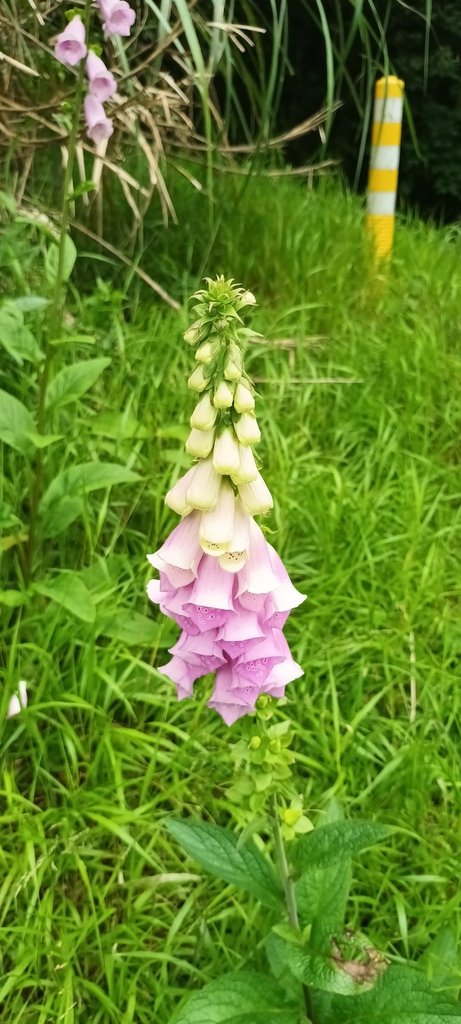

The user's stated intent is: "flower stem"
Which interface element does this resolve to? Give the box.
[24,51,87,584]
[269,793,316,1024]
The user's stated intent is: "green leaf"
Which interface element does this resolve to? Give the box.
[420,927,460,999]
[286,937,387,991]
[45,235,77,285]
[174,971,300,1024]
[293,820,390,873]
[166,819,282,909]
[50,334,96,347]
[90,411,149,440]
[97,611,160,645]
[0,189,17,213]
[0,301,43,363]
[45,358,111,410]
[0,389,35,455]
[296,859,352,950]
[0,589,29,608]
[25,432,63,449]
[34,572,96,623]
[38,462,140,538]
[314,964,461,1023]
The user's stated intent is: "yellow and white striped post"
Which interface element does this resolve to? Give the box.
[366,75,404,260]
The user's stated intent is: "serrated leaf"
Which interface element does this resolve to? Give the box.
[46,358,111,410]
[166,819,282,908]
[45,235,77,285]
[34,572,96,623]
[38,462,140,538]
[174,971,301,1024]
[296,858,352,951]
[288,940,386,996]
[0,389,35,455]
[313,964,461,1023]
[293,820,390,873]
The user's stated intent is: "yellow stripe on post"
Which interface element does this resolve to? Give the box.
[366,75,404,260]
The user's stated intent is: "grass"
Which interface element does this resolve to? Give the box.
[1,174,461,1021]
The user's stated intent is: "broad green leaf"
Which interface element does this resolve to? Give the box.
[38,462,140,538]
[314,964,461,1023]
[287,937,386,996]
[34,572,96,623]
[166,819,282,908]
[46,358,111,410]
[0,389,35,455]
[45,235,77,285]
[0,189,17,213]
[296,859,352,950]
[90,411,149,440]
[97,611,160,645]
[0,301,43,363]
[174,971,300,1024]
[293,820,390,873]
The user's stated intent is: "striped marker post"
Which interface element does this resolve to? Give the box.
[366,75,404,260]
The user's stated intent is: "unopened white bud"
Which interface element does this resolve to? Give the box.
[224,342,243,382]
[190,393,217,431]
[213,380,234,409]
[232,444,258,484]
[213,427,240,475]
[185,427,214,459]
[183,321,201,345]
[186,456,221,511]
[234,412,261,446]
[241,290,256,305]
[188,365,208,392]
[199,481,235,556]
[165,466,196,515]
[196,340,219,364]
[238,472,273,515]
[234,382,255,413]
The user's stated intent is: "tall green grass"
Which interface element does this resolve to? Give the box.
[1,177,461,1021]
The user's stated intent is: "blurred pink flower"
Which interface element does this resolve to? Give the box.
[54,15,87,66]
[84,94,114,144]
[99,0,136,36]
[86,51,116,102]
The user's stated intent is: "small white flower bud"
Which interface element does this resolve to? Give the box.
[183,321,201,345]
[234,412,261,446]
[185,427,214,459]
[234,382,255,413]
[196,339,219,364]
[188,365,208,392]
[7,680,28,719]
[212,427,240,475]
[165,465,196,515]
[199,481,235,556]
[224,342,243,382]
[238,472,273,515]
[232,444,258,484]
[186,456,221,511]
[190,393,217,431]
[241,290,256,305]
[213,380,234,409]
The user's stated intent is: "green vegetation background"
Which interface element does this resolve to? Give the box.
[1,174,461,1020]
